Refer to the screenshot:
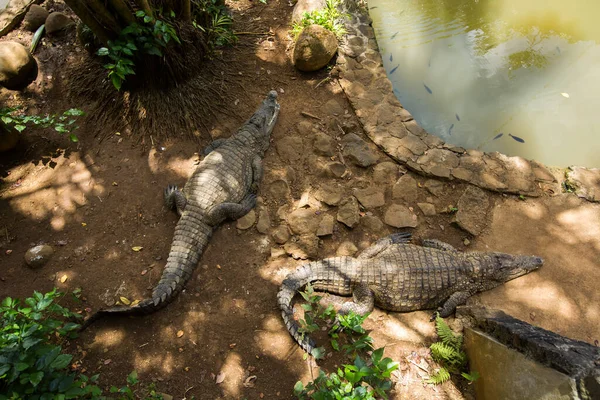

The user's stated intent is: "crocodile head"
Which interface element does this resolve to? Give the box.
[483,253,543,289]
[245,90,280,152]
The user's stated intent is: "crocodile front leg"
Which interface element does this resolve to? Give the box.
[438,291,471,318]
[338,283,375,315]
[164,185,187,216]
[357,232,412,259]
[422,239,456,252]
[205,193,257,226]
[202,138,228,156]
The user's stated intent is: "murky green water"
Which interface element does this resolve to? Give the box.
[369,0,600,167]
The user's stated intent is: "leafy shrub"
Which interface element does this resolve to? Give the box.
[191,0,237,48]
[0,108,85,142]
[97,11,181,90]
[291,0,347,39]
[427,314,479,384]
[293,284,398,399]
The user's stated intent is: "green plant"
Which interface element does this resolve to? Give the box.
[291,0,347,39]
[97,11,181,90]
[293,285,398,399]
[426,314,479,385]
[191,0,237,48]
[0,289,102,399]
[0,107,85,142]
[109,371,165,399]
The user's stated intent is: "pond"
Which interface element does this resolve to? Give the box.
[368,0,600,167]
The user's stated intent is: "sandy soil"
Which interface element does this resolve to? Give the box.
[1,1,598,399]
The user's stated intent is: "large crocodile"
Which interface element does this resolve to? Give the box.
[81,91,280,329]
[278,233,543,353]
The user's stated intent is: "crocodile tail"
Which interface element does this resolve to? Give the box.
[277,263,318,354]
[80,218,212,331]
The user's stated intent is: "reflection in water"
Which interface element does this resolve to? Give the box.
[369,0,600,167]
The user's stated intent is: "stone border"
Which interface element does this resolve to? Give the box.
[333,0,600,199]
[0,0,40,37]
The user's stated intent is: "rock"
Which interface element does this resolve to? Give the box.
[292,0,326,23]
[269,180,290,200]
[293,25,338,72]
[342,134,378,167]
[353,186,385,209]
[315,185,343,206]
[463,238,471,246]
[361,215,384,233]
[45,12,75,35]
[424,179,445,197]
[277,204,291,221]
[271,247,287,258]
[236,210,256,230]
[271,225,291,244]
[565,166,600,202]
[325,162,346,178]
[453,186,490,236]
[336,241,358,257]
[384,204,418,228]
[417,203,436,216]
[373,162,399,185]
[287,208,321,235]
[0,41,37,90]
[256,208,271,234]
[276,136,304,163]
[316,214,335,236]
[392,175,418,202]
[313,132,336,156]
[23,5,48,31]
[24,244,54,269]
[323,99,344,115]
[284,234,319,259]
[337,196,360,228]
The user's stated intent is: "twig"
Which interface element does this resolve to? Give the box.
[315,77,331,89]
[139,342,149,348]
[150,135,154,147]
[406,356,429,373]
[301,111,321,120]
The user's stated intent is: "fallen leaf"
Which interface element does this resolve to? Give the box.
[119,297,131,305]
[177,330,184,338]
[178,347,184,352]
[216,264,222,269]
[60,275,68,283]
[229,343,236,349]
[215,372,225,384]
[115,132,121,136]
[132,246,143,252]
[131,300,140,306]
[561,92,570,98]
[141,269,148,275]
[243,375,257,388]
[112,182,118,186]
[81,222,87,227]
[184,367,190,372]
[104,359,112,365]
[5,250,12,255]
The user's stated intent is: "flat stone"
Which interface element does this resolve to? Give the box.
[293,24,338,72]
[271,225,290,244]
[424,179,445,197]
[337,196,360,228]
[336,241,358,257]
[284,234,319,259]
[315,185,343,206]
[323,99,344,115]
[313,131,336,157]
[256,208,270,234]
[23,4,48,31]
[352,186,385,208]
[417,203,436,216]
[269,180,290,200]
[45,12,75,35]
[271,247,287,258]
[24,244,54,269]
[297,120,314,136]
[316,214,334,236]
[276,204,291,221]
[236,209,256,230]
[276,136,304,163]
[0,41,37,90]
[325,162,346,178]
[565,166,600,202]
[384,204,418,228]
[361,215,384,233]
[342,134,378,167]
[392,175,418,202]
[372,162,399,184]
[453,186,490,236]
[287,208,321,235]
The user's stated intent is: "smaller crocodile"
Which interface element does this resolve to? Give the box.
[278,233,543,353]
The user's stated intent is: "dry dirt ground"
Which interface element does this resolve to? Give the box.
[1,1,599,399]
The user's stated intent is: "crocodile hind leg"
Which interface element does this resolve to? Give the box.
[435,291,472,319]
[250,155,263,193]
[338,283,375,315]
[422,239,456,252]
[205,193,257,226]
[164,185,187,216]
[202,138,228,156]
[357,232,412,259]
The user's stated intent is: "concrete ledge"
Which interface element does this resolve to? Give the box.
[335,0,600,200]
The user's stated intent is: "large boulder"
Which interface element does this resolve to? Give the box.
[292,0,326,23]
[23,5,48,31]
[0,41,37,90]
[293,24,338,72]
[45,12,75,36]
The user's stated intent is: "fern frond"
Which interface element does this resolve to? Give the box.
[434,315,463,350]
[425,367,451,384]
[430,342,466,368]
